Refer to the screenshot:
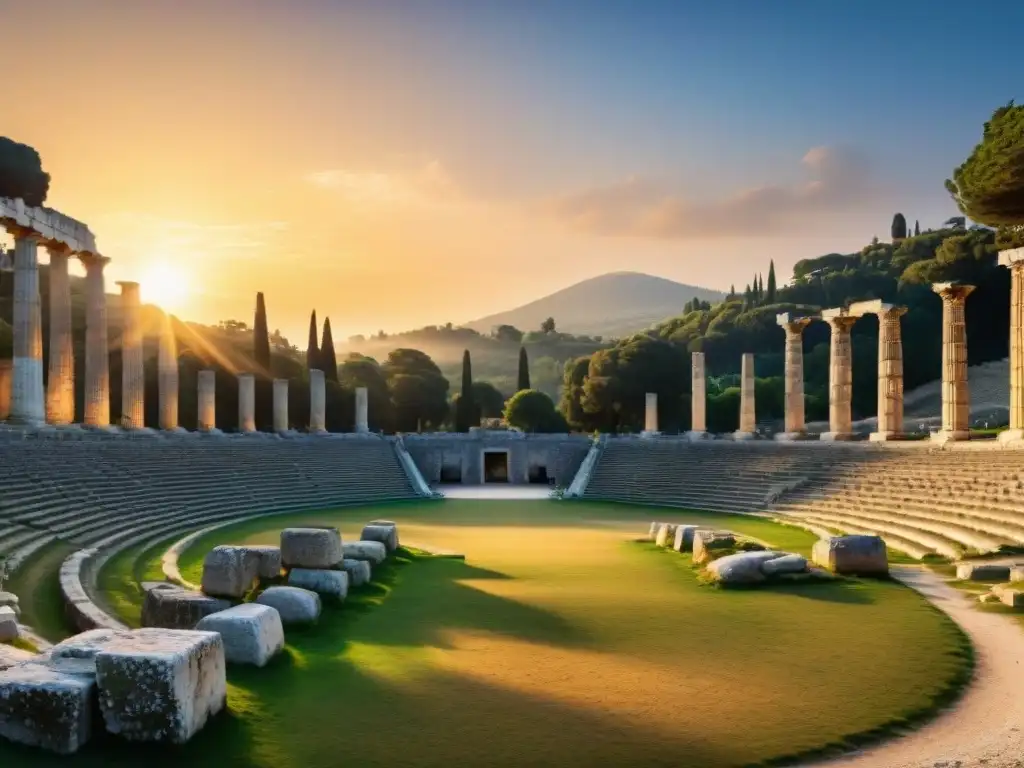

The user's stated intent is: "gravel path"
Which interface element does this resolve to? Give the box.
[806,567,1024,768]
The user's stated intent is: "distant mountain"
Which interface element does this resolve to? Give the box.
[465,271,725,338]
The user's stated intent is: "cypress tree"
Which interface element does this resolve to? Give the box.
[914,219,920,236]
[891,212,908,240]
[455,349,475,432]
[766,260,777,304]
[320,317,338,381]
[517,346,531,391]
[253,292,270,371]
[306,310,320,371]
[728,284,736,299]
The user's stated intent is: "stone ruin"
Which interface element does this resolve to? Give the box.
[0,519,403,754]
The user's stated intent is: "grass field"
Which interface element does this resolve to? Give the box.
[0,500,970,767]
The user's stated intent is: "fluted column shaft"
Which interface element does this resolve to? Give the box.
[46,247,74,424]
[11,230,44,424]
[309,369,327,433]
[82,255,111,427]
[644,392,658,433]
[198,370,216,431]
[238,374,256,432]
[0,360,11,420]
[873,306,907,438]
[822,316,858,440]
[690,352,706,433]
[780,319,810,435]
[735,353,756,438]
[273,378,289,432]
[1000,250,1024,443]
[158,314,179,430]
[117,281,144,429]
[355,386,369,433]
[933,283,975,441]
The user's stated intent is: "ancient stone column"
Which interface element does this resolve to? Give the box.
[821,309,859,441]
[0,360,11,420]
[82,254,111,427]
[932,282,975,442]
[870,305,907,441]
[688,352,706,438]
[46,246,75,424]
[776,313,811,440]
[198,370,217,431]
[355,386,369,433]
[117,281,144,429]
[273,378,289,432]
[238,374,256,433]
[309,369,327,433]
[643,392,659,434]
[1000,248,1024,443]
[158,313,180,430]
[10,229,45,424]
[734,353,756,439]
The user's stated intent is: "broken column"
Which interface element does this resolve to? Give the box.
[198,370,217,432]
[46,245,75,424]
[1000,248,1024,444]
[734,352,756,440]
[309,369,327,433]
[10,228,44,424]
[355,386,369,433]
[820,308,858,441]
[158,313,180,430]
[872,304,907,441]
[932,282,975,443]
[238,374,256,433]
[117,281,144,429]
[82,254,111,428]
[776,313,811,440]
[643,392,659,435]
[688,352,706,439]
[273,378,289,432]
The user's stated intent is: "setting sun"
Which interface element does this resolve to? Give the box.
[138,261,191,312]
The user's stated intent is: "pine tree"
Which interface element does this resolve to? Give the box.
[743,284,753,310]
[728,284,736,300]
[891,212,908,240]
[306,310,320,371]
[253,292,270,371]
[455,349,475,432]
[766,260,777,304]
[320,317,338,381]
[914,219,920,236]
[517,346,530,391]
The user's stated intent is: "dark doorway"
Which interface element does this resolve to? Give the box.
[528,465,550,484]
[483,452,509,483]
[440,463,462,483]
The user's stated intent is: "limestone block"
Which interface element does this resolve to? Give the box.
[705,551,784,585]
[993,584,1024,608]
[672,525,699,553]
[201,545,261,599]
[1011,566,1024,583]
[48,629,131,675]
[811,535,888,576]
[0,591,20,619]
[0,660,95,754]
[648,522,662,540]
[141,584,231,630]
[95,628,227,744]
[195,604,284,667]
[255,586,321,624]
[280,527,344,569]
[692,531,736,565]
[0,606,18,642]
[288,568,349,599]
[761,553,809,576]
[361,524,398,553]
[340,558,372,586]
[0,643,36,670]
[244,545,282,580]
[343,541,387,565]
[654,524,677,548]
[957,562,1012,582]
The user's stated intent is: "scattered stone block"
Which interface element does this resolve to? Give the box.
[340,558,371,586]
[0,644,35,671]
[256,586,321,624]
[672,525,699,553]
[48,629,131,675]
[288,568,349,599]
[0,660,95,754]
[368,520,399,548]
[692,531,736,565]
[648,522,662,540]
[201,545,260,599]
[957,562,1011,581]
[705,551,783,584]
[0,591,20,619]
[0,606,18,642]
[95,628,226,744]
[196,604,284,667]
[343,541,387,565]
[761,553,809,576]
[141,584,231,630]
[361,524,398,553]
[654,524,677,547]
[245,546,283,580]
[1008,566,1024,583]
[993,584,1024,608]
[280,527,343,569]
[811,535,888,576]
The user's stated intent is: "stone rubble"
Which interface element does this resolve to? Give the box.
[343,541,387,565]
[141,583,231,630]
[255,585,321,624]
[280,527,344,569]
[812,534,889,576]
[196,604,284,667]
[288,568,349,599]
[200,545,261,599]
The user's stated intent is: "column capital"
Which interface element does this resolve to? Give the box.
[776,313,812,336]
[877,304,908,319]
[824,314,859,333]
[4,224,40,242]
[79,252,111,270]
[999,247,1024,268]
[932,282,976,304]
[45,243,72,258]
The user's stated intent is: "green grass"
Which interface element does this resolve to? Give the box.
[95,536,182,627]
[4,541,78,642]
[2,500,971,767]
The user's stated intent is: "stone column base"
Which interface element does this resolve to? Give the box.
[310,428,329,436]
[199,427,225,436]
[820,432,855,442]
[640,430,661,439]
[685,430,707,442]
[163,426,189,435]
[931,430,970,444]
[869,431,907,442]
[775,431,811,441]
[997,429,1024,444]
[732,430,755,441]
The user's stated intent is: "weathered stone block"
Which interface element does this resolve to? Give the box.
[692,531,736,564]
[672,525,699,553]
[244,545,283,580]
[0,661,95,754]
[141,584,231,630]
[0,644,35,671]
[95,629,227,744]
[654,524,676,548]
[761,553,808,576]
[288,568,348,599]
[201,545,260,599]
[340,558,371,586]
[48,629,132,675]
[280,527,343,569]
[1007,566,1024,583]
[957,562,1012,582]
[812,535,888,576]
[648,522,662,540]
[994,584,1024,608]
[705,551,783,585]
[361,524,398,553]
[255,586,320,624]
[343,541,387,565]
[0,606,18,642]
[196,604,284,667]
[0,591,20,619]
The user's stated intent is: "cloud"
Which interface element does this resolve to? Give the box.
[541,146,875,239]
[304,159,459,207]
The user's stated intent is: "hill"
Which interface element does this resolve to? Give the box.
[465,271,725,338]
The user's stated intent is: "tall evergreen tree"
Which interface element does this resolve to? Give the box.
[253,292,270,371]
[320,317,338,381]
[891,212,908,240]
[766,260,777,304]
[517,346,531,391]
[306,310,320,371]
[455,349,475,432]
[914,219,921,236]
[728,284,736,299]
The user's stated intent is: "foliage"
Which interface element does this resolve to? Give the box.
[320,317,339,381]
[455,350,475,432]
[517,346,530,391]
[493,324,523,343]
[472,381,506,418]
[946,102,1024,227]
[540,316,556,334]
[306,310,319,372]
[891,212,907,240]
[382,348,450,431]
[339,354,394,432]
[504,389,568,432]
[253,292,270,371]
[766,260,777,303]
[0,137,49,207]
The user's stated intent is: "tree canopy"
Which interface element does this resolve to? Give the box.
[382,348,450,431]
[455,349,475,431]
[0,138,49,207]
[891,213,907,240]
[517,346,530,391]
[306,311,319,372]
[320,317,338,381]
[253,292,270,371]
[504,389,567,433]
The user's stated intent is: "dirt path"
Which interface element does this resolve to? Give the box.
[806,567,1024,768]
